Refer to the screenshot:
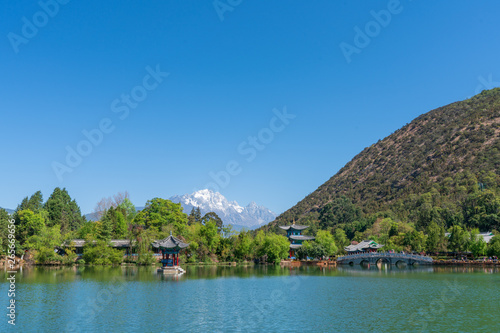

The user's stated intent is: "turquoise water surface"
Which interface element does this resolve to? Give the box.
[1,265,499,332]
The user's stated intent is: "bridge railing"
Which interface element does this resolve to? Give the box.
[337,252,433,262]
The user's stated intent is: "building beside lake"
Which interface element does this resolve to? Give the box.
[152,232,189,273]
[444,231,495,243]
[59,239,134,256]
[344,240,384,254]
[279,223,315,259]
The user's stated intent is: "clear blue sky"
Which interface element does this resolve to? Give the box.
[1,1,500,215]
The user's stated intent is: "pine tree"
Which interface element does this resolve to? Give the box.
[194,207,202,223]
[44,188,85,233]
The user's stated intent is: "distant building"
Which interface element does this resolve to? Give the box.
[59,239,133,256]
[152,232,189,273]
[279,223,315,259]
[444,231,495,243]
[480,232,495,243]
[344,240,384,254]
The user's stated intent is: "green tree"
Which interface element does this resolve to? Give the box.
[468,229,487,257]
[82,238,123,265]
[233,230,252,261]
[188,207,202,225]
[117,198,137,224]
[297,241,327,259]
[133,198,189,235]
[426,221,446,253]
[0,209,12,255]
[77,221,98,239]
[200,220,220,254]
[463,190,500,231]
[315,230,338,257]
[16,209,46,245]
[487,235,500,257]
[44,187,85,232]
[201,212,223,234]
[319,196,362,230]
[17,191,44,213]
[100,207,127,239]
[402,229,427,252]
[25,225,64,264]
[333,228,349,253]
[260,233,289,264]
[448,225,468,253]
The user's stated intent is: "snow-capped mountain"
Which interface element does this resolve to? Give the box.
[0,207,14,215]
[169,189,277,230]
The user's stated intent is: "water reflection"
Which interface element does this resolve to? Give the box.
[3,264,498,284]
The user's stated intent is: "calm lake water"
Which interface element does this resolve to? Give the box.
[1,265,499,332]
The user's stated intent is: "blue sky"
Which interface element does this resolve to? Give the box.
[1,0,500,215]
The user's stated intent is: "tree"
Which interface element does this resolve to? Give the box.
[233,230,252,260]
[77,221,98,239]
[82,238,123,265]
[16,191,44,213]
[468,229,487,257]
[93,191,131,220]
[297,241,327,260]
[319,196,362,230]
[333,228,349,253]
[426,221,446,253]
[99,207,127,240]
[16,209,46,245]
[200,220,220,254]
[201,212,223,234]
[188,207,202,225]
[315,230,338,257]
[463,190,500,231]
[260,233,289,264]
[133,198,189,235]
[24,225,63,264]
[447,225,468,253]
[0,209,12,255]
[44,188,85,232]
[118,198,137,224]
[487,235,500,257]
[401,230,427,252]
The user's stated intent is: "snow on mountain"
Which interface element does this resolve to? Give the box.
[0,207,14,215]
[169,189,277,230]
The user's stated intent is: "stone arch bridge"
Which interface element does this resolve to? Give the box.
[337,252,433,266]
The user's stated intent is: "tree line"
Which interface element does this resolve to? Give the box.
[2,185,499,266]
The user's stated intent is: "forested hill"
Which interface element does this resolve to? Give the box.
[269,88,500,235]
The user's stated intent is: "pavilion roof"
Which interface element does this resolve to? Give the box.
[445,231,495,243]
[345,240,383,252]
[62,239,132,248]
[290,244,303,249]
[289,235,315,241]
[152,233,189,249]
[279,224,309,231]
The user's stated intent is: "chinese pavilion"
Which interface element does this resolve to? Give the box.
[152,232,189,273]
[279,223,315,259]
[344,240,383,254]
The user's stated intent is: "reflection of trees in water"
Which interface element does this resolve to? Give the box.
[7,264,497,284]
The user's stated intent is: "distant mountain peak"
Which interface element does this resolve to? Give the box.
[0,207,15,215]
[170,190,276,230]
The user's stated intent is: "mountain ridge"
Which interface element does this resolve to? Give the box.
[270,88,500,231]
[170,189,277,230]
[0,207,14,215]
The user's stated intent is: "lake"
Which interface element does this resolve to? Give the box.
[1,265,499,332]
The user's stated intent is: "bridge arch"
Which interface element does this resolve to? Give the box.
[376,257,391,265]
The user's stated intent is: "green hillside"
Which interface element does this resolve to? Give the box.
[269,88,500,239]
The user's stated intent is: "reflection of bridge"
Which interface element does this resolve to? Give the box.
[337,252,433,266]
